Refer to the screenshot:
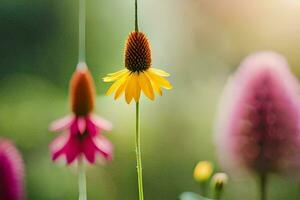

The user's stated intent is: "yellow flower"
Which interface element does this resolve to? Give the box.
[103,31,172,104]
[193,161,214,182]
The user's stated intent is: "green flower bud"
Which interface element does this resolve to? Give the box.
[211,173,228,199]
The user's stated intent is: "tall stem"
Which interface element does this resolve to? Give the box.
[259,173,267,200]
[78,1,87,198]
[136,102,144,200]
[79,0,86,62]
[135,0,139,32]
[78,160,87,200]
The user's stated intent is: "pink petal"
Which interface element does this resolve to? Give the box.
[51,134,81,165]
[49,133,69,153]
[91,114,113,131]
[86,117,98,137]
[49,115,73,132]
[77,117,86,135]
[70,119,79,136]
[93,136,113,160]
[82,137,97,163]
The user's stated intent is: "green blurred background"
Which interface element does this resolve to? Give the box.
[1,0,300,199]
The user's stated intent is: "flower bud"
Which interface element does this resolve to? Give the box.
[193,161,213,182]
[70,63,95,116]
[211,173,228,199]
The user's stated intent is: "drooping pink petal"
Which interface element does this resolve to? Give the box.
[82,136,98,163]
[91,114,113,131]
[49,133,69,158]
[50,115,113,165]
[216,52,300,175]
[77,117,87,135]
[49,115,73,132]
[51,134,81,164]
[0,139,25,200]
[70,118,79,136]
[93,136,113,160]
[86,117,98,137]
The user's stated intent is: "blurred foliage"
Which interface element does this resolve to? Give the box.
[180,192,211,200]
[1,0,300,199]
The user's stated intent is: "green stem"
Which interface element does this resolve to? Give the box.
[79,0,86,62]
[213,189,221,200]
[200,182,208,197]
[136,102,144,200]
[78,161,87,200]
[298,180,300,199]
[259,173,267,200]
[135,0,139,32]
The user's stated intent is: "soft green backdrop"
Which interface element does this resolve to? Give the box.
[1,0,300,199]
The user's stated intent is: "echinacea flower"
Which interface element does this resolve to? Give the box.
[216,52,300,175]
[103,31,172,104]
[0,139,25,200]
[50,62,113,165]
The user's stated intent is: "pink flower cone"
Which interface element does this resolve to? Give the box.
[49,63,113,165]
[0,139,25,200]
[216,52,300,175]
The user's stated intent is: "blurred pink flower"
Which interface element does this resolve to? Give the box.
[0,139,25,200]
[216,52,300,175]
[49,63,113,165]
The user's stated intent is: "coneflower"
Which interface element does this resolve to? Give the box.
[216,52,300,200]
[102,0,172,199]
[50,63,113,165]
[49,0,113,200]
[103,31,172,103]
[0,139,25,200]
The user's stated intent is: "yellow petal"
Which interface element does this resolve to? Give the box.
[135,85,141,102]
[147,70,172,89]
[103,69,128,82]
[114,78,128,100]
[105,71,130,96]
[138,72,155,100]
[146,72,162,96]
[133,74,141,102]
[125,73,136,104]
[150,68,170,77]
[107,69,127,76]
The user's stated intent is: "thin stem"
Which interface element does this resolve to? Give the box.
[135,0,139,32]
[298,180,300,199]
[259,173,267,200]
[78,161,87,200]
[200,182,208,197]
[79,0,86,62]
[135,102,144,200]
[213,188,222,200]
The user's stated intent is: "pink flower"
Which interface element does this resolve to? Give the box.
[0,139,25,200]
[49,63,113,165]
[216,52,300,175]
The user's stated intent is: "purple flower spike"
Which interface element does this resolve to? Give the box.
[0,139,25,200]
[216,52,300,175]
